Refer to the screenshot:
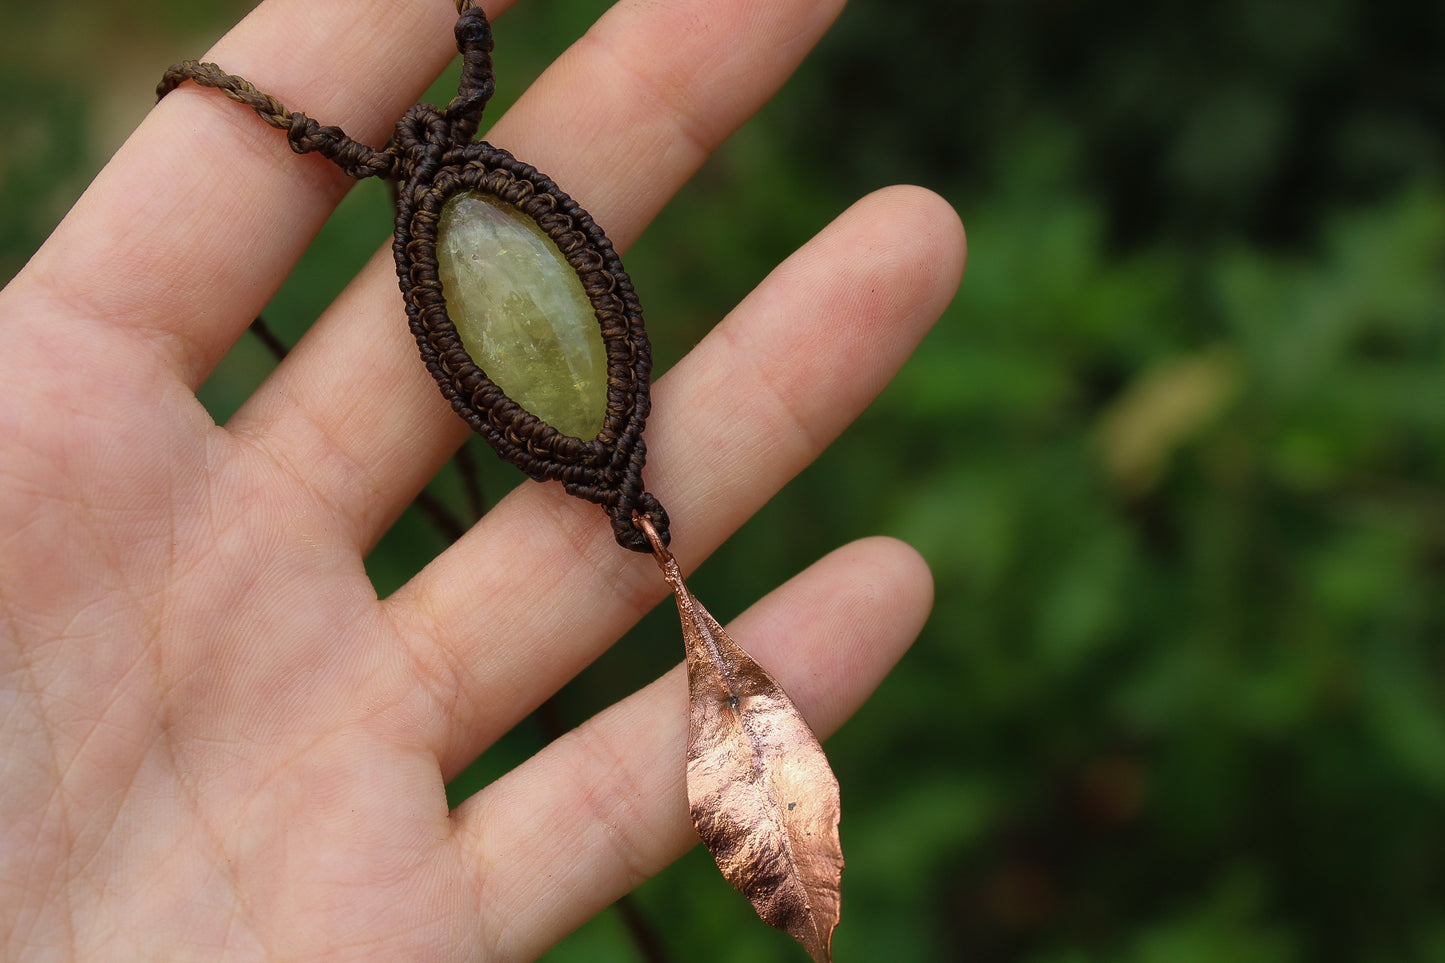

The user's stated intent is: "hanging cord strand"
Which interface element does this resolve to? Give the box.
[445,3,497,144]
[156,61,399,182]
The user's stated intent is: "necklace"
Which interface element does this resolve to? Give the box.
[160,5,843,958]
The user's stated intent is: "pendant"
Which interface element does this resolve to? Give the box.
[159,4,842,958]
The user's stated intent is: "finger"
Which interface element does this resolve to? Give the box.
[228,0,850,548]
[12,0,507,389]
[452,536,934,960]
[393,186,965,776]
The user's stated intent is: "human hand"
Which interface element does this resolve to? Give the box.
[0,0,964,958]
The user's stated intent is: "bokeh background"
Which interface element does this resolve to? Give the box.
[5,0,1445,959]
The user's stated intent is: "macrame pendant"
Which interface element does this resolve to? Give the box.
[159,4,842,958]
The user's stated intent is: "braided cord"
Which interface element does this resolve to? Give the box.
[156,61,398,182]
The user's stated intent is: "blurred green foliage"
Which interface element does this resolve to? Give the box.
[4,0,1444,960]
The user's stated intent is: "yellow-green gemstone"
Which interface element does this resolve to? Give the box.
[436,191,607,439]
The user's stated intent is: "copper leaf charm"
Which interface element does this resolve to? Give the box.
[637,518,843,962]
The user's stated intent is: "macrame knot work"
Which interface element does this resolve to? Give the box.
[158,3,668,552]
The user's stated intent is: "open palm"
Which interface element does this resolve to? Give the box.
[0,0,964,959]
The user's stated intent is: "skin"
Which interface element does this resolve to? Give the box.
[0,0,965,959]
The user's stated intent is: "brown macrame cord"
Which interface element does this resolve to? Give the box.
[157,4,668,552]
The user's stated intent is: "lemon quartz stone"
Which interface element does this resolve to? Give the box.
[436,191,607,439]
